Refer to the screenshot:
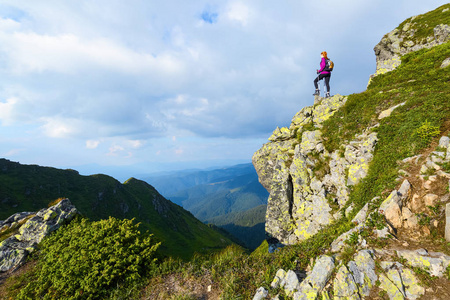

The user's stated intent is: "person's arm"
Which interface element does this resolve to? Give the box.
[317,58,326,73]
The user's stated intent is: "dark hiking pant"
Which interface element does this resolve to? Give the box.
[314,73,331,93]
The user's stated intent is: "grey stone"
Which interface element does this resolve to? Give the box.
[293,255,335,300]
[401,154,422,165]
[374,226,390,238]
[284,270,301,296]
[0,199,78,272]
[397,179,411,200]
[396,249,450,277]
[423,193,439,207]
[402,207,418,228]
[379,189,403,228]
[271,269,287,289]
[349,250,378,297]
[378,102,406,120]
[372,22,450,78]
[331,224,364,253]
[440,57,450,69]
[379,261,424,300]
[351,203,369,225]
[269,126,293,142]
[333,264,360,299]
[434,24,450,44]
[253,287,268,300]
[300,130,322,155]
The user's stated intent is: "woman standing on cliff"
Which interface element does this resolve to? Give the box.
[313,51,331,98]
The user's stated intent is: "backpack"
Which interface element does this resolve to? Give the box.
[325,59,334,72]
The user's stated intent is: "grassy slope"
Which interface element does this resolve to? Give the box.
[0,159,233,259]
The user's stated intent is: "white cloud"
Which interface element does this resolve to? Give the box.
[107,145,125,157]
[86,140,100,149]
[4,148,23,156]
[129,140,143,148]
[1,32,185,77]
[0,17,21,32]
[39,117,78,138]
[226,2,251,26]
[0,98,18,125]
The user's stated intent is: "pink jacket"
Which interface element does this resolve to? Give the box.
[318,57,330,74]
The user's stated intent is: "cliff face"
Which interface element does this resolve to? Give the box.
[253,95,379,245]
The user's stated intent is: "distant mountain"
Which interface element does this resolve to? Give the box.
[141,163,269,249]
[206,204,267,250]
[0,158,234,259]
[141,163,261,200]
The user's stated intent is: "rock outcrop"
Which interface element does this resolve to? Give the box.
[0,199,78,272]
[253,95,378,245]
[372,8,450,77]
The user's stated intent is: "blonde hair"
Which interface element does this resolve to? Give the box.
[321,51,328,60]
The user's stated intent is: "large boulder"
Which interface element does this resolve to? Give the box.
[0,199,78,272]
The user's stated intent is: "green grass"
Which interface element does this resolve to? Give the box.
[397,4,450,46]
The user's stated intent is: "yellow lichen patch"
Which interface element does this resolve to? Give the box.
[379,273,404,300]
[311,95,347,125]
[294,220,314,240]
[43,210,58,222]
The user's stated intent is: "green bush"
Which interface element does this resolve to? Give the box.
[415,120,440,146]
[18,216,160,300]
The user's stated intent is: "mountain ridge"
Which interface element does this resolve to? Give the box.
[0,158,234,259]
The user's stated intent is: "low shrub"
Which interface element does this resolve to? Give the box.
[17,216,160,300]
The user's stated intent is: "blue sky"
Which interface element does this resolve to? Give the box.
[0,0,448,181]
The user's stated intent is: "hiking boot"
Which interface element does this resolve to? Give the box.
[313,89,320,96]
[325,92,330,98]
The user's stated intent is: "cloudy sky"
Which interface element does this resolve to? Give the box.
[0,1,447,180]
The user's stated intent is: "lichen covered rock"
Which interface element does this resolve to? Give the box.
[253,94,380,245]
[379,261,424,300]
[293,255,335,300]
[0,199,78,272]
[372,20,450,78]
